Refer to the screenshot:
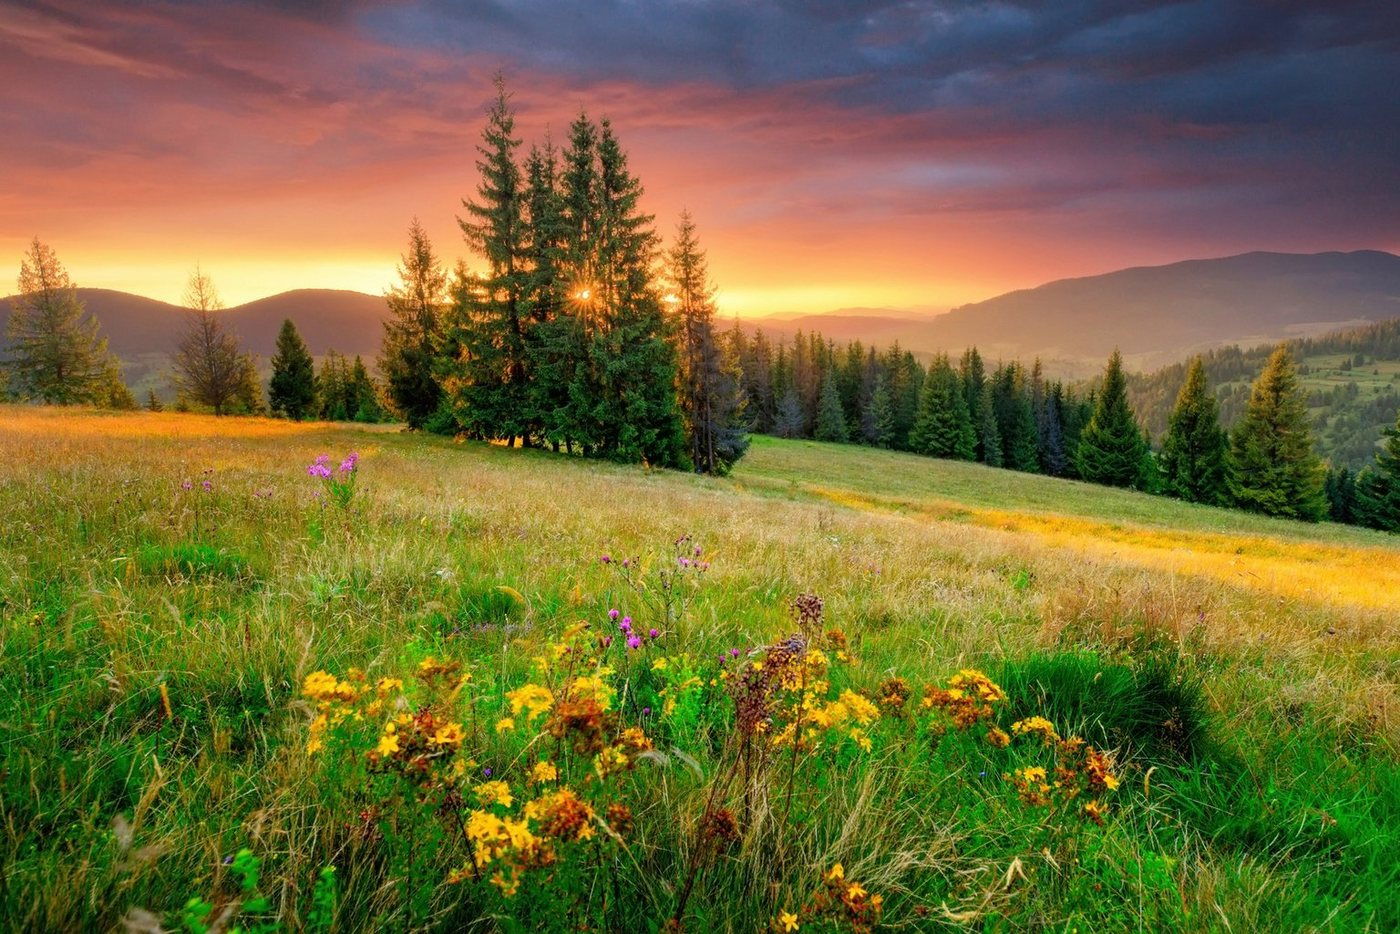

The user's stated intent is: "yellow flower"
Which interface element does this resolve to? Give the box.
[375,677,403,697]
[495,717,515,734]
[432,722,466,746]
[477,780,514,809]
[840,690,879,726]
[652,657,668,671]
[826,863,844,882]
[376,724,400,756]
[848,728,873,752]
[507,683,554,721]
[847,882,867,900]
[532,760,558,783]
[1012,716,1060,742]
[986,727,1011,748]
[779,911,800,931]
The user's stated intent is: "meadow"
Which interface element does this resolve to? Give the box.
[2,406,1398,932]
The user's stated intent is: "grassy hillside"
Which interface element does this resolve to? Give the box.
[2,410,1397,931]
[1129,318,1400,466]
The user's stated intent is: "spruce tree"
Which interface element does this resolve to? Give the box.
[1353,408,1400,531]
[871,373,895,448]
[145,388,163,412]
[1227,346,1327,521]
[1160,356,1228,504]
[774,387,805,439]
[959,347,987,460]
[1325,465,1358,525]
[382,219,448,429]
[5,238,118,404]
[1038,386,1069,476]
[992,364,1039,472]
[667,211,748,474]
[348,356,384,423]
[590,120,687,465]
[909,355,975,459]
[1075,350,1149,488]
[977,384,1002,468]
[269,318,316,420]
[814,371,849,443]
[454,75,532,444]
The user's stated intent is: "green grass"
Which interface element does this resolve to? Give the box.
[1,407,1398,932]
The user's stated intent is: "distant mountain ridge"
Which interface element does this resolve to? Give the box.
[0,288,387,359]
[5,251,1400,379]
[747,250,1400,373]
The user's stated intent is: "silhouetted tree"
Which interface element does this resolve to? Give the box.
[382,219,448,429]
[668,211,748,473]
[269,318,316,420]
[5,238,120,404]
[171,267,247,415]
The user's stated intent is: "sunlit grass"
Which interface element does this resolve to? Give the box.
[1,406,1397,931]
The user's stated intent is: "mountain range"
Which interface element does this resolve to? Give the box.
[4,250,1400,380]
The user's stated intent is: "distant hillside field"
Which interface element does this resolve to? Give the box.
[1129,318,1400,467]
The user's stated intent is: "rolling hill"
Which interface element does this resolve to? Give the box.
[751,250,1400,372]
[0,288,387,360]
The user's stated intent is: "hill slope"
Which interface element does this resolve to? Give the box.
[0,288,387,359]
[752,251,1400,372]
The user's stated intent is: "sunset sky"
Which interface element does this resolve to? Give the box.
[2,0,1398,315]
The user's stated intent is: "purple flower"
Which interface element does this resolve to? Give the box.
[602,635,613,647]
[483,767,492,777]
[601,554,611,564]
[608,609,619,621]
[642,707,651,716]
[339,452,359,474]
[626,635,642,650]
[730,648,741,658]
[648,628,659,639]
[201,479,212,492]
[181,479,192,490]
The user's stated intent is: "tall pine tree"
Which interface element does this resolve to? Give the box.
[1227,346,1327,521]
[269,318,316,420]
[381,219,448,429]
[6,238,122,405]
[453,75,532,444]
[814,371,850,443]
[1075,350,1149,488]
[909,355,975,459]
[1348,406,1399,531]
[1160,356,1228,504]
[667,211,748,474]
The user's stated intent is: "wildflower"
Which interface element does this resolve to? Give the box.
[840,690,879,726]
[626,635,642,650]
[601,555,611,564]
[375,677,403,697]
[779,911,800,931]
[986,726,1011,748]
[339,452,359,473]
[652,658,668,671]
[376,724,400,757]
[847,883,867,900]
[201,479,212,492]
[621,616,632,630]
[848,728,873,752]
[1012,716,1060,743]
[495,717,515,734]
[827,863,844,882]
[1083,800,1107,824]
[507,683,554,722]
[608,608,619,620]
[181,479,193,490]
[531,761,558,783]
[1084,747,1120,792]
[648,627,660,639]
[477,780,514,809]
[432,722,465,746]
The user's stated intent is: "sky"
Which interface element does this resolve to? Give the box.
[2,0,1398,315]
